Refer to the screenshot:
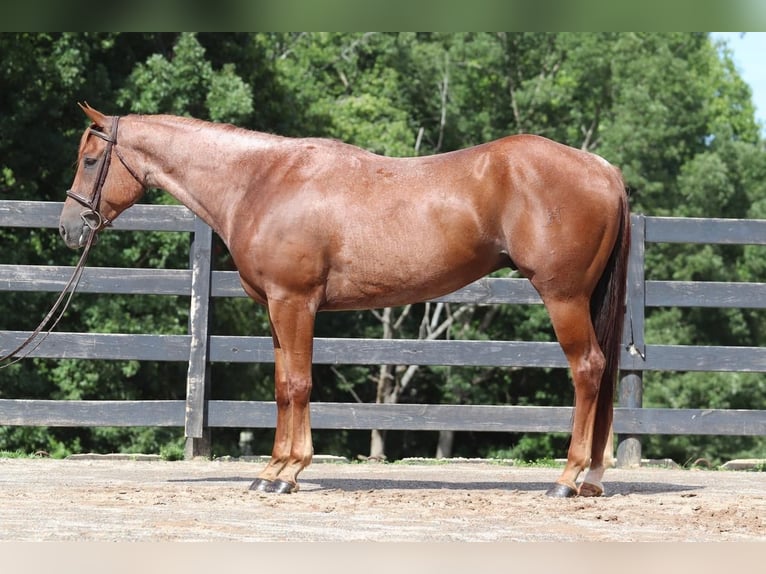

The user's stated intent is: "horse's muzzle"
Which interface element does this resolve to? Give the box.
[59,195,105,249]
[59,220,90,249]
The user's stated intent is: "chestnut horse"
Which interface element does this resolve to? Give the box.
[60,104,629,498]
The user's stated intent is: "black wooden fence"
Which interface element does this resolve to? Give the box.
[1,200,765,465]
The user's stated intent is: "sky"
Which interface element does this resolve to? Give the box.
[712,32,766,133]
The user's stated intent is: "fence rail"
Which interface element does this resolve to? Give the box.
[1,201,765,463]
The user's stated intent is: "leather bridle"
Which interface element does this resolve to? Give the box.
[1,116,144,367]
[66,116,144,230]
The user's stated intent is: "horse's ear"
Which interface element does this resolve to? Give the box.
[78,102,108,128]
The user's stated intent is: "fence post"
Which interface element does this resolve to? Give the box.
[184,216,214,459]
[617,214,646,468]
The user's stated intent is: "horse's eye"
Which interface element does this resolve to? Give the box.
[84,157,98,168]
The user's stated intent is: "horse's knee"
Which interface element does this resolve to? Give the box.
[275,373,312,407]
[288,375,312,402]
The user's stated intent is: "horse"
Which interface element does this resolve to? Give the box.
[59,103,630,498]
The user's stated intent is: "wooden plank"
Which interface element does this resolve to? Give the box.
[1,398,763,437]
[0,331,190,361]
[0,265,192,295]
[110,204,196,232]
[207,401,575,432]
[0,201,65,228]
[3,330,764,373]
[627,344,766,373]
[430,277,541,304]
[646,280,766,308]
[613,407,766,436]
[0,399,184,426]
[212,271,543,305]
[624,214,646,360]
[0,200,195,232]
[210,336,766,373]
[645,216,766,245]
[617,373,644,468]
[619,215,646,466]
[185,217,213,443]
[211,271,244,297]
[311,403,573,432]
[207,401,766,436]
[209,336,570,368]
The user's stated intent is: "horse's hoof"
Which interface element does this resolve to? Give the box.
[249,478,274,492]
[545,482,578,498]
[269,479,297,494]
[248,478,297,494]
[578,481,604,497]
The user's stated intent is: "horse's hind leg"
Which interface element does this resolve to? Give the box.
[250,298,316,494]
[578,380,615,497]
[541,296,606,498]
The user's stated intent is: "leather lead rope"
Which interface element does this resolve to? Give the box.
[0,213,97,368]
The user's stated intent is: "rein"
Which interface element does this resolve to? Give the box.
[0,116,136,367]
[0,231,96,367]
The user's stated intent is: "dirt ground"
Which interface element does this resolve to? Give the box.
[0,457,763,542]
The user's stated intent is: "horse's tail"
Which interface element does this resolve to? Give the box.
[590,183,631,454]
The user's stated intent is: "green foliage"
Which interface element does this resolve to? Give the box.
[117,33,253,124]
[0,450,36,458]
[2,33,765,464]
[485,433,570,462]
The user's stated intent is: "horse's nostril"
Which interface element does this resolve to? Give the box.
[59,224,67,240]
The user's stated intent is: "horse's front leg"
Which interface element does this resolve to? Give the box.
[250,343,293,492]
[250,298,316,494]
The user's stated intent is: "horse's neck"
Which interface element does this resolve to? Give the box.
[124,116,278,242]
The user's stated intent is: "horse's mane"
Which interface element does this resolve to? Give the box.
[135,114,272,138]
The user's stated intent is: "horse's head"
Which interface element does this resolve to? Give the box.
[59,103,146,249]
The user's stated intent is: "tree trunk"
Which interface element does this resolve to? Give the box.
[369,428,387,461]
[436,430,454,459]
[368,303,473,461]
[369,309,397,460]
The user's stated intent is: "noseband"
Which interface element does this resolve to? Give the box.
[66,116,144,229]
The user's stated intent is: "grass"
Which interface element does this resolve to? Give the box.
[0,450,192,464]
[511,457,563,468]
[389,456,563,467]
[0,450,40,458]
